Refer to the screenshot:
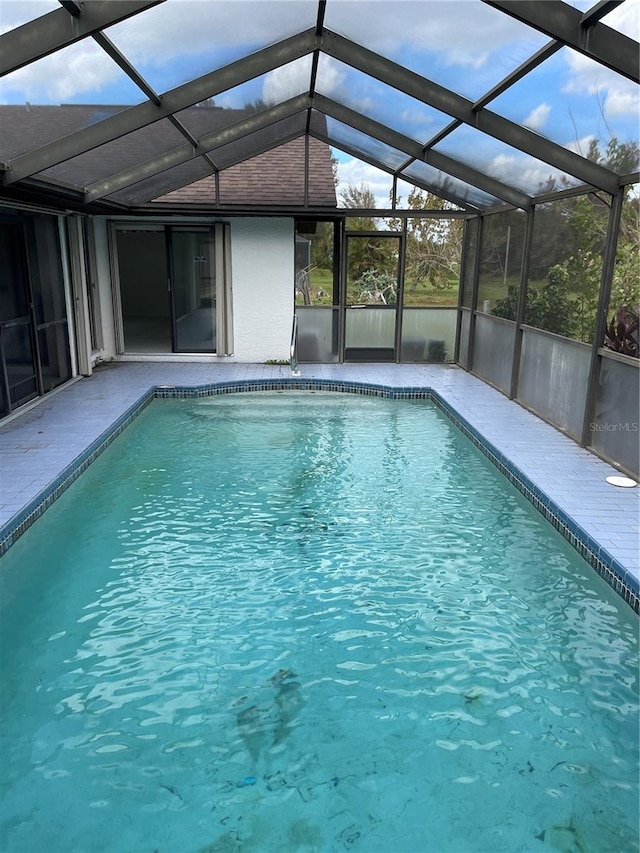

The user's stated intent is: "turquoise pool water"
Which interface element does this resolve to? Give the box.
[0,392,638,853]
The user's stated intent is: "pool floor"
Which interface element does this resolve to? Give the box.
[0,392,638,852]
[1,363,638,606]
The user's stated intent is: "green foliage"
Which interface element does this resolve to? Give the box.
[339,182,378,230]
[391,187,463,304]
[538,137,640,194]
[338,182,464,305]
[330,153,340,188]
[493,265,577,338]
[611,236,640,309]
[610,188,640,313]
[309,221,334,272]
[491,284,519,321]
[593,137,640,174]
[604,305,639,358]
[487,138,638,348]
[537,265,580,338]
[351,268,397,304]
[347,235,398,287]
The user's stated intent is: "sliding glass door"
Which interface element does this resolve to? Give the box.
[0,212,71,417]
[0,220,38,413]
[115,223,232,355]
[170,229,216,352]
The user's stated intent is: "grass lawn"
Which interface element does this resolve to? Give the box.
[297,268,461,307]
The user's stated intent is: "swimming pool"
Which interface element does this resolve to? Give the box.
[1,392,638,852]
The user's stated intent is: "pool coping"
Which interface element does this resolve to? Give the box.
[1,376,638,614]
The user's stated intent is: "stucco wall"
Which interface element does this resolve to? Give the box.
[230,218,294,362]
[92,216,294,362]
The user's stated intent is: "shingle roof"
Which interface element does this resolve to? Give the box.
[0,104,337,208]
[153,137,336,206]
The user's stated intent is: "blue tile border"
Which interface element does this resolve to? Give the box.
[0,391,154,557]
[427,390,639,615]
[1,378,637,614]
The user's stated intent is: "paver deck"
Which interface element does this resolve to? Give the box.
[1,361,638,608]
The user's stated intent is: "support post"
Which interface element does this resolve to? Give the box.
[454,218,472,364]
[466,215,484,373]
[581,187,625,446]
[509,206,535,399]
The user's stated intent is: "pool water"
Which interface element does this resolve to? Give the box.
[0,392,638,853]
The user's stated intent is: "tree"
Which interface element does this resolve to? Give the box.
[490,139,639,346]
[340,182,398,293]
[309,222,334,272]
[493,265,577,338]
[330,152,340,189]
[401,188,462,292]
[608,187,639,319]
[339,182,378,231]
[478,209,527,288]
[389,187,463,305]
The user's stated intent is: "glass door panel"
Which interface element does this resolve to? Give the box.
[4,321,38,408]
[0,220,38,414]
[116,228,171,353]
[37,324,72,391]
[295,219,340,363]
[0,222,30,321]
[170,229,216,353]
[344,234,400,361]
[26,214,71,391]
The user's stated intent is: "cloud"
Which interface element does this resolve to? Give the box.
[602,2,640,39]
[323,0,545,69]
[602,88,640,119]
[562,49,639,121]
[522,103,551,132]
[107,1,318,64]
[0,41,126,103]
[487,153,575,194]
[0,1,58,35]
[564,134,597,158]
[2,0,542,105]
[262,56,313,105]
[1,1,320,104]
[336,157,393,208]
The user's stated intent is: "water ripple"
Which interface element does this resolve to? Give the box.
[0,394,637,853]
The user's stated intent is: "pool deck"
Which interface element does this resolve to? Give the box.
[1,361,638,609]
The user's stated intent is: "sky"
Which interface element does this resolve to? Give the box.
[0,0,638,207]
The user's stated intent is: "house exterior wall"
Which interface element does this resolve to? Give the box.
[91,216,294,363]
[230,218,294,362]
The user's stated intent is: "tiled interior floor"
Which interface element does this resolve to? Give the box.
[1,361,638,601]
